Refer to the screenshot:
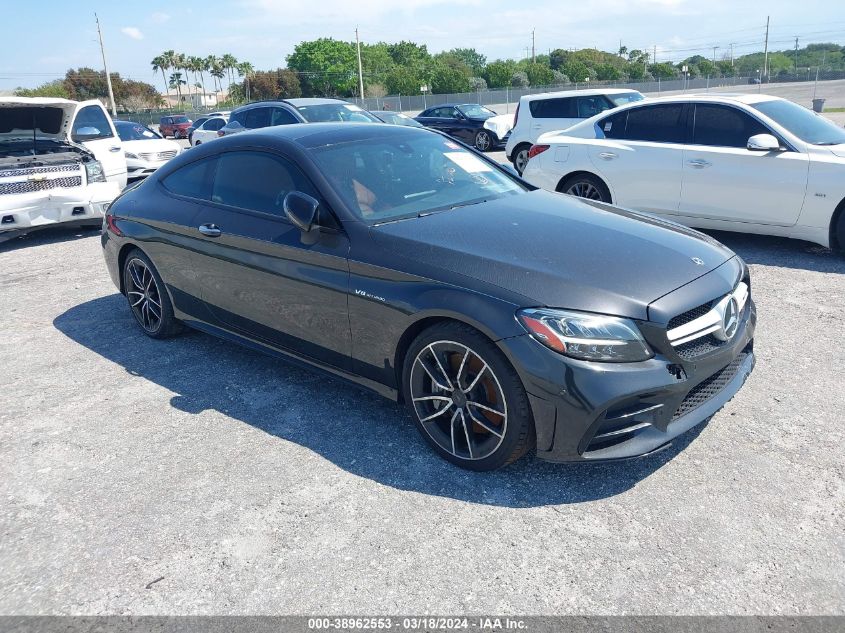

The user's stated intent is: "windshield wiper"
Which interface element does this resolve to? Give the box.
[418,199,489,218]
[814,141,845,146]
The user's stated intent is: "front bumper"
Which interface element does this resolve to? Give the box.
[0,182,120,233]
[500,295,757,463]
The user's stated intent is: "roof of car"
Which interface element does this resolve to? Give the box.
[233,121,432,149]
[425,103,482,109]
[521,88,641,102]
[284,98,352,106]
[642,93,784,105]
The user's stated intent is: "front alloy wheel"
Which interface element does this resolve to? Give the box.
[404,323,534,470]
[122,250,182,339]
[474,130,492,152]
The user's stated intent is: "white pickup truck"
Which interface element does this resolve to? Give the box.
[0,97,125,240]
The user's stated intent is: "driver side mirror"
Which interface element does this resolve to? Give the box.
[283,191,319,232]
[747,133,782,151]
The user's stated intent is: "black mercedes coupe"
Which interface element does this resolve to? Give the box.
[102,123,756,470]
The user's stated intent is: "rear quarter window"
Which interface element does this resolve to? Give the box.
[161,157,217,200]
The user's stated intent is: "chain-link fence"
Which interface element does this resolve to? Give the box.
[116,72,845,124]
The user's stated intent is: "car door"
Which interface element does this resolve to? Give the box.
[140,155,220,319]
[191,149,352,369]
[415,107,441,129]
[196,117,225,144]
[71,103,127,187]
[529,97,578,142]
[588,103,687,214]
[449,107,477,144]
[679,103,809,225]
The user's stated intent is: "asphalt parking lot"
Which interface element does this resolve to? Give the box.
[1,216,844,614]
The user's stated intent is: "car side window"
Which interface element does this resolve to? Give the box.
[230,110,247,126]
[244,107,271,129]
[576,96,612,118]
[692,104,770,148]
[71,105,114,141]
[623,104,686,143]
[205,118,225,131]
[211,151,319,216]
[599,110,628,139]
[161,157,218,200]
[271,107,298,126]
[529,98,574,119]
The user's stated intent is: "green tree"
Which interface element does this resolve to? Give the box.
[484,59,517,88]
[549,48,570,70]
[511,71,529,88]
[287,38,357,96]
[445,48,487,76]
[384,65,424,95]
[650,63,677,79]
[14,79,69,99]
[430,60,471,94]
[387,41,431,71]
[524,62,554,86]
[594,63,621,80]
[563,60,591,82]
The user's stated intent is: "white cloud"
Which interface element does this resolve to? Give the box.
[121,26,144,40]
[151,12,171,24]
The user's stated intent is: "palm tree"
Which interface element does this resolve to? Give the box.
[237,61,254,103]
[168,72,186,103]
[221,53,238,92]
[206,55,221,94]
[151,55,169,105]
[187,56,205,106]
[173,53,190,104]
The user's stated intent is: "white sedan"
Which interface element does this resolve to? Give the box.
[191,116,228,146]
[115,121,182,179]
[522,94,845,251]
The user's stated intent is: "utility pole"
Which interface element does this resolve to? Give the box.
[762,15,770,84]
[531,29,535,64]
[355,27,365,102]
[730,43,735,67]
[712,46,719,66]
[794,37,799,72]
[95,13,116,116]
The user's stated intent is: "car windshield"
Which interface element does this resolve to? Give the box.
[458,104,495,118]
[751,99,845,145]
[172,116,190,124]
[311,132,527,224]
[297,104,380,123]
[116,123,159,141]
[377,112,422,127]
[608,92,645,106]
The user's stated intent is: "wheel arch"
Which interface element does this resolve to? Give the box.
[829,195,845,252]
[555,170,614,203]
[392,313,510,403]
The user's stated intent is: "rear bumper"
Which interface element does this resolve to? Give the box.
[0,183,120,233]
[498,297,756,463]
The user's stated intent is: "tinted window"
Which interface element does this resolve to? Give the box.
[116,122,159,141]
[599,110,628,139]
[211,151,318,215]
[244,107,271,129]
[623,104,686,143]
[457,104,495,118]
[204,118,226,131]
[271,107,298,125]
[430,107,457,118]
[72,105,114,141]
[296,104,378,123]
[230,110,247,126]
[161,157,217,200]
[693,104,769,148]
[576,96,612,118]
[529,98,574,119]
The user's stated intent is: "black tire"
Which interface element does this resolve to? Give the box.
[834,208,845,255]
[559,173,612,203]
[512,144,531,175]
[474,130,493,152]
[122,249,183,339]
[401,321,535,471]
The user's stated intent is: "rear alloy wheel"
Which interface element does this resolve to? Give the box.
[513,145,531,175]
[474,130,493,152]
[560,174,612,203]
[403,323,534,470]
[122,250,182,339]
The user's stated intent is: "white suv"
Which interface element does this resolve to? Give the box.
[505,88,644,173]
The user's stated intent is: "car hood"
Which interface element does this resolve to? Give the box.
[370,190,735,320]
[0,97,77,143]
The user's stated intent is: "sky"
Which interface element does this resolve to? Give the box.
[2,0,844,90]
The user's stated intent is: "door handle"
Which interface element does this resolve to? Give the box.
[598,152,618,160]
[198,223,222,237]
[109,146,121,152]
[687,159,712,168]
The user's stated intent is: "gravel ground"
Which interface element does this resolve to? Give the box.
[0,220,843,615]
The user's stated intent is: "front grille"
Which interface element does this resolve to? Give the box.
[675,334,728,360]
[671,351,749,421]
[667,300,714,330]
[0,164,79,179]
[0,176,83,196]
[139,150,177,161]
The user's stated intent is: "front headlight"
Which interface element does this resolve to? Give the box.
[84,160,107,183]
[124,152,139,159]
[517,308,653,362]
